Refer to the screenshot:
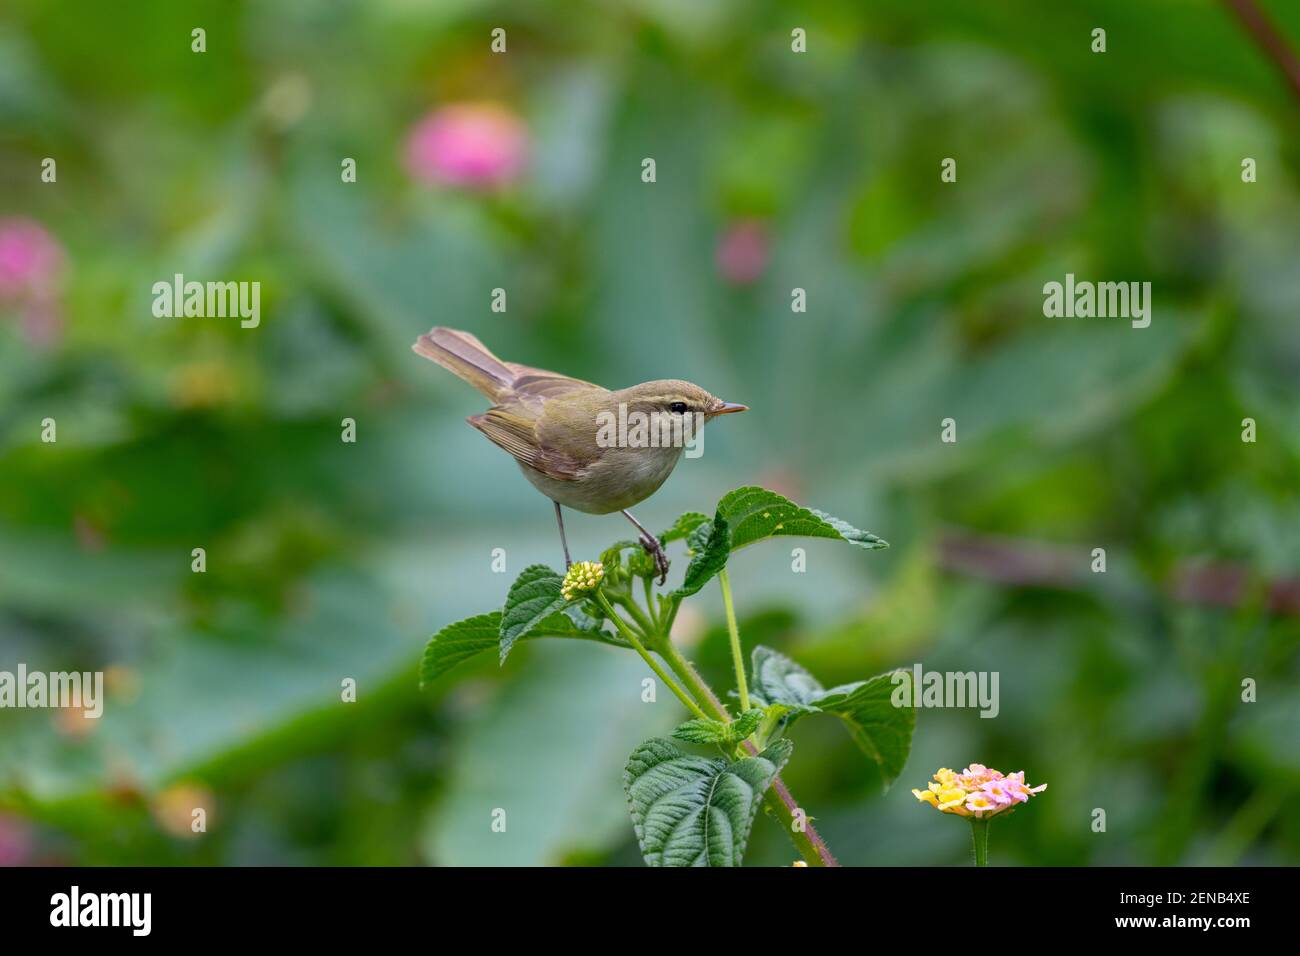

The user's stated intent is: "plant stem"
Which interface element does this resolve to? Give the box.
[613,590,655,637]
[660,593,681,634]
[642,576,658,629]
[1221,0,1300,104]
[718,569,750,712]
[658,638,840,867]
[764,772,839,868]
[970,817,990,867]
[593,591,708,720]
[659,639,729,720]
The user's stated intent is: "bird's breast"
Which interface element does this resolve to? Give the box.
[520,445,683,514]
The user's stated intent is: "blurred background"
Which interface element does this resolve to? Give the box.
[1,0,1298,866]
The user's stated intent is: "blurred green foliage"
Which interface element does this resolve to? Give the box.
[1,0,1298,865]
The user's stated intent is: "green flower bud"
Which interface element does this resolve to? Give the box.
[561,560,605,601]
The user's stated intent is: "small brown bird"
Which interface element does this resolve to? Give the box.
[413,327,747,582]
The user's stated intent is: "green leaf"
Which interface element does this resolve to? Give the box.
[563,602,608,633]
[499,564,571,663]
[660,511,709,544]
[598,539,640,567]
[420,612,503,688]
[748,646,915,789]
[670,717,731,744]
[421,609,622,689]
[598,539,660,580]
[718,486,888,552]
[626,546,658,580]
[673,487,886,598]
[670,708,765,745]
[729,708,766,740]
[673,514,731,597]
[750,645,825,713]
[813,671,916,789]
[623,737,792,866]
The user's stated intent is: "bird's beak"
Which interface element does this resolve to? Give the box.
[711,402,749,416]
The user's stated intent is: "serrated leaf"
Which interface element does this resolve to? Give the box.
[670,708,766,745]
[673,514,730,597]
[813,671,916,788]
[599,539,640,568]
[750,645,826,711]
[420,612,504,688]
[729,708,766,741]
[626,546,657,579]
[670,717,731,744]
[672,487,886,598]
[499,564,571,663]
[623,737,792,866]
[598,538,660,580]
[748,646,915,789]
[718,486,888,552]
[564,602,607,632]
[660,511,709,544]
[421,608,623,689]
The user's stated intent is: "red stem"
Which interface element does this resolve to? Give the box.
[1222,0,1300,103]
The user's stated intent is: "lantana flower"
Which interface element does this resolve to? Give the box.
[561,560,605,601]
[912,763,1046,866]
[912,763,1045,819]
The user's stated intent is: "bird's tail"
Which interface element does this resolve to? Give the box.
[412,327,515,401]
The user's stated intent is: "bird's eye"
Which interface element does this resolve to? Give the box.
[669,401,689,414]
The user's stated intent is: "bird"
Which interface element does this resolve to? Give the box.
[413,327,747,583]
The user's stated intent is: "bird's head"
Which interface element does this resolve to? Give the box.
[620,380,748,420]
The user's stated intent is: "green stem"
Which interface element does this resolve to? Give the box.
[612,590,655,637]
[970,817,990,867]
[660,593,681,635]
[593,591,708,720]
[659,640,730,721]
[641,576,658,630]
[718,569,750,712]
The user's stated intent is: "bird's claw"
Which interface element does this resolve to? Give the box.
[639,534,670,586]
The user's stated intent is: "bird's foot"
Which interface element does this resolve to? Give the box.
[639,534,670,586]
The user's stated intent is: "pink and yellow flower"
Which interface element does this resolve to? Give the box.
[911,763,1046,819]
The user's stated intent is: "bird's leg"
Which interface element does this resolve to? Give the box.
[621,509,669,585]
[554,501,572,570]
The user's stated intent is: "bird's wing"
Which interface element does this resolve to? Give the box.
[504,363,605,403]
[468,407,590,481]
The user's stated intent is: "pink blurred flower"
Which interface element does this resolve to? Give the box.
[0,813,33,866]
[716,219,769,285]
[403,102,528,189]
[0,217,65,346]
[0,218,62,300]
